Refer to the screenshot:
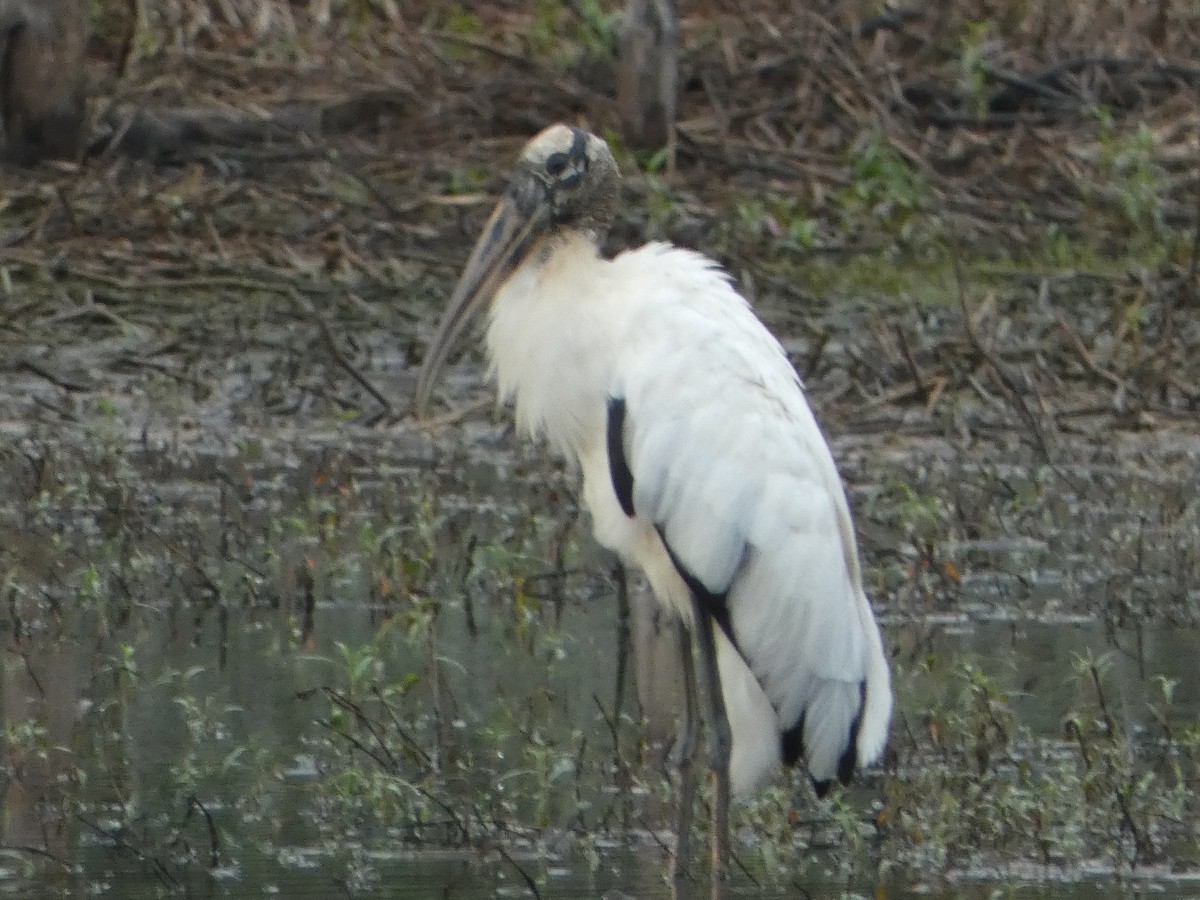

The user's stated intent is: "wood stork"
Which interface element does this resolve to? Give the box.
[413,124,892,892]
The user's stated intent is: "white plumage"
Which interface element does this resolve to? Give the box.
[414,124,892,885]
[486,233,890,794]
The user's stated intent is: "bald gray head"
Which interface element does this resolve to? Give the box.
[413,124,622,419]
[505,124,621,242]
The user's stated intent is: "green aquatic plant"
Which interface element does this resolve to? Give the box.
[845,134,928,233]
[1093,109,1164,238]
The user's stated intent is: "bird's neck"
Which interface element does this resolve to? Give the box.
[485,232,618,460]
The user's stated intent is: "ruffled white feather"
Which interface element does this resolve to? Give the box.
[486,235,891,794]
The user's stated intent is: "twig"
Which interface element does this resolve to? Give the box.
[857,6,921,38]
[0,843,71,869]
[181,795,221,869]
[987,54,1200,111]
[427,30,608,109]
[1087,662,1154,866]
[14,356,92,392]
[323,687,399,770]
[307,711,393,770]
[983,63,1079,109]
[1187,174,1200,308]
[949,241,1054,463]
[413,397,493,430]
[893,325,929,405]
[371,684,435,770]
[0,250,322,298]
[592,693,623,754]
[494,844,543,899]
[75,814,179,889]
[1056,316,1123,389]
[288,288,394,414]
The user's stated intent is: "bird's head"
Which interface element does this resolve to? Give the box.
[413,124,619,420]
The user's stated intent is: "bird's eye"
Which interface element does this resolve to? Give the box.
[545,152,569,177]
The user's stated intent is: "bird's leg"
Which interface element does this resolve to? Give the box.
[612,561,631,741]
[670,615,698,890]
[690,597,731,898]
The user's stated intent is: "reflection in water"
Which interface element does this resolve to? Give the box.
[1,634,86,869]
[0,425,1197,899]
[896,616,1200,737]
[629,575,687,769]
[0,595,1195,898]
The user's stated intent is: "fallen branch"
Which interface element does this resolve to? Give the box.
[287,287,394,416]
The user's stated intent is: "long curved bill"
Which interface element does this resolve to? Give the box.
[412,187,551,421]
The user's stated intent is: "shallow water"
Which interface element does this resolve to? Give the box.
[4,597,1197,899]
[1,351,1198,897]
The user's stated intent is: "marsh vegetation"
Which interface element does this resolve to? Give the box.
[0,1,1198,897]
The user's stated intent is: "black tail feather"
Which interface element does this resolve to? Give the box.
[784,680,868,795]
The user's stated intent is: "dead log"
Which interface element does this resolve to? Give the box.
[96,88,416,163]
[0,0,88,165]
[617,0,678,151]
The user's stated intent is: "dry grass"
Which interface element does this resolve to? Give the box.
[1,0,1197,433]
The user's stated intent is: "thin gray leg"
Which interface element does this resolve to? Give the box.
[670,616,698,891]
[690,597,731,899]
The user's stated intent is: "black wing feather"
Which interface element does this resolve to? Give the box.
[606,396,636,517]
